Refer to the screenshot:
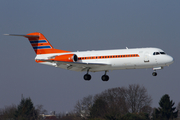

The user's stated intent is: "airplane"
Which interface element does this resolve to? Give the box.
[5,32,174,81]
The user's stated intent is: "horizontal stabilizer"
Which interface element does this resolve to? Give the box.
[4,34,39,38]
[5,32,71,54]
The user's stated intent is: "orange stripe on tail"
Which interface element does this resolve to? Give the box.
[26,32,70,55]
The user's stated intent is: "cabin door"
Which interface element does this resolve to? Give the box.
[144,52,149,62]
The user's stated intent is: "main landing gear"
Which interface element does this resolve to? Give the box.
[84,74,91,81]
[101,71,109,81]
[84,69,91,81]
[83,70,109,81]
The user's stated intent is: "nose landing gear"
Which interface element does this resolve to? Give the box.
[152,71,157,76]
[152,67,162,76]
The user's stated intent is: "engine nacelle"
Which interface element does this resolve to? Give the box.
[50,54,78,62]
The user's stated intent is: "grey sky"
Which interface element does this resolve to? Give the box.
[0,1,180,113]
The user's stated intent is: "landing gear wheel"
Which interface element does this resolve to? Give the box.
[152,72,157,76]
[84,74,91,81]
[101,75,109,81]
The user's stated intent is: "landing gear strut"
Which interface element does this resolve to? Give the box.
[101,71,109,81]
[84,69,91,81]
[152,67,162,76]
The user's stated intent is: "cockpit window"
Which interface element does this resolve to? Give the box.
[153,52,166,55]
[156,52,160,55]
[160,52,166,54]
[153,52,160,55]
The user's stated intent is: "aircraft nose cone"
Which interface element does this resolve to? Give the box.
[167,55,174,65]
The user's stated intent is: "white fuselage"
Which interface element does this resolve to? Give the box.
[6,32,174,80]
[35,47,174,72]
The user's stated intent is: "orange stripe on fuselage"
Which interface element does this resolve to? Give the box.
[78,54,139,60]
[35,54,140,63]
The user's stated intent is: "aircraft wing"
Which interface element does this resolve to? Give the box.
[36,59,111,72]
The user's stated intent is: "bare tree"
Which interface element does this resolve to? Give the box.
[95,87,129,115]
[89,96,108,118]
[36,104,47,114]
[74,95,93,118]
[0,104,17,120]
[95,84,152,115]
[126,84,152,114]
[74,84,152,119]
[36,104,47,119]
